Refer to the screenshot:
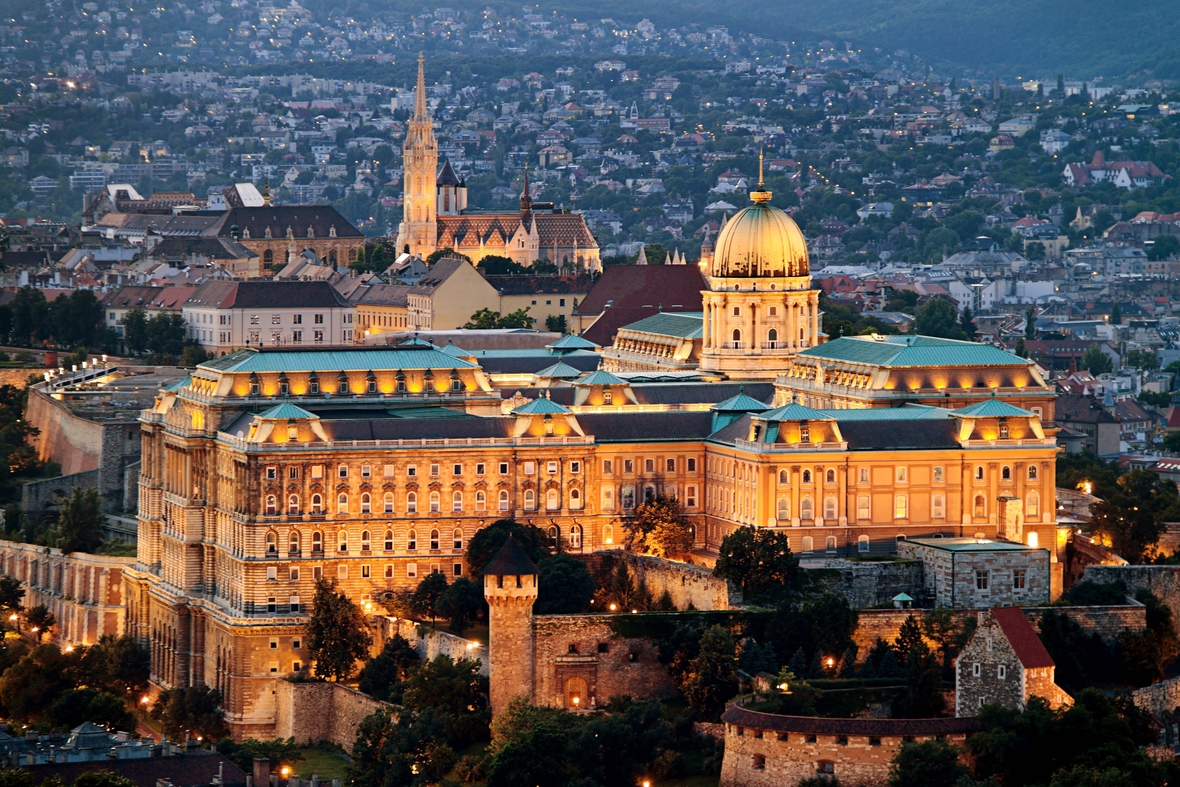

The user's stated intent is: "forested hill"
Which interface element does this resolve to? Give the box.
[443,0,1180,80]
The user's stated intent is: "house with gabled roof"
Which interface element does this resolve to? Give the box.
[955,607,1072,716]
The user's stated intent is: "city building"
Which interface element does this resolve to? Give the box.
[181,280,355,352]
[955,607,1072,716]
[898,537,1054,608]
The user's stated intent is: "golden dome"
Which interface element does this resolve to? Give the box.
[711,189,810,279]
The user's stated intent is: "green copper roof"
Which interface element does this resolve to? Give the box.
[577,369,628,386]
[256,403,320,420]
[197,348,478,374]
[399,335,437,347]
[164,377,191,392]
[439,342,471,358]
[534,361,582,379]
[618,312,704,340]
[547,334,600,351]
[952,400,1035,418]
[712,387,771,413]
[798,335,1027,368]
[758,403,835,422]
[512,396,572,415]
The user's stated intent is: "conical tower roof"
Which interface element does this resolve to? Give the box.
[482,534,538,576]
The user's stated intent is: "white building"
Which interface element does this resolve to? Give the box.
[182,280,354,353]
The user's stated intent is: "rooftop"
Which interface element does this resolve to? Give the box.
[904,537,1043,553]
[798,334,1030,368]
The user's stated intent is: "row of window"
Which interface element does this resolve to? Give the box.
[974,569,1029,592]
[764,491,1042,522]
[262,560,464,584]
[765,465,1040,486]
[265,460,582,482]
[971,663,1009,679]
[602,457,697,475]
[263,486,584,517]
[265,527,465,555]
[601,484,698,510]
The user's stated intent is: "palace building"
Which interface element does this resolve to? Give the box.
[395,58,600,271]
[124,173,1063,736]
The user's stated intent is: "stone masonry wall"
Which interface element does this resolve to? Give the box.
[804,559,926,609]
[380,617,489,675]
[1084,566,1180,623]
[21,470,99,514]
[1133,675,1180,715]
[532,615,679,709]
[622,553,735,611]
[273,680,390,751]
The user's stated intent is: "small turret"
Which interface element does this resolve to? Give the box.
[483,535,539,714]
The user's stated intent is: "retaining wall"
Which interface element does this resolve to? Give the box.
[805,559,926,609]
[623,553,736,611]
[1083,565,1180,623]
[21,470,99,514]
[273,681,390,751]
[379,616,489,675]
[1134,676,1180,716]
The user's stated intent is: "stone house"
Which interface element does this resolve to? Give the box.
[898,537,1053,608]
[955,607,1072,716]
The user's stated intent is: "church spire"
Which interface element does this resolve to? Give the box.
[520,164,532,213]
[414,52,428,121]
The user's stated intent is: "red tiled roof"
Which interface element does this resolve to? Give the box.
[575,265,706,346]
[992,606,1055,669]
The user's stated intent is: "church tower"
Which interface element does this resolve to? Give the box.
[700,153,821,379]
[483,535,538,715]
[396,54,438,257]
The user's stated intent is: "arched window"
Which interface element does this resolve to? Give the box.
[430,529,440,551]
[825,468,836,484]
[453,529,463,551]
[999,423,1009,439]
[570,488,582,509]
[824,496,838,520]
[802,469,812,484]
[287,494,299,515]
[825,536,837,552]
[1001,465,1011,480]
[337,493,348,514]
[768,328,778,346]
[546,488,560,510]
[311,494,322,514]
[406,492,417,514]
[548,525,559,547]
[289,530,300,554]
[384,530,394,551]
[429,491,440,513]
[407,529,417,551]
[498,489,510,511]
[603,524,614,545]
[732,328,742,347]
[858,535,870,553]
[337,531,348,553]
[570,524,582,549]
[312,531,322,552]
[475,490,486,511]
[263,249,273,265]
[802,536,814,552]
[1028,465,1038,480]
[857,495,870,520]
[974,494,986,518]
[778,469,788,484]
[524,489,536,510]
[383,492,394,514]
[361,493,371,514]
[777,497,789,521]
[975,466,984,480]
[452,491,463,512]
[265,495,277,516]
[359,530,370,551]
[894,495,908,519]
[801,497,814,520]
[266,532,277,554]
[1027,491,1040,518]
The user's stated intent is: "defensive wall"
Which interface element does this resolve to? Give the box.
[272,680,390,751]
[804,559,926,609]
[1083,565,1180,622]
[380,616,489,675]
[579,551,738,611]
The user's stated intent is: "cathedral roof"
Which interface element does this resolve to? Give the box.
[436,212,598,251]
[437,159,463,186]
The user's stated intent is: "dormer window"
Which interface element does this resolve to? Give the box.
[308,373,319,395]
[603,388,612,404]
[999,423,1009,439]
[264,226,271,239]
[799,423,810,442]
[287,422,298,441]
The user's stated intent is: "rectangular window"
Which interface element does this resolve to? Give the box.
[687,457,696,472]
[250,315,259,325]
[547,461,558,474]
[361,465,371,478]
[289,567,299,581]
[499,462,509,475]
[267,597,276,613]
[603,459,613,474]
[453,563,462,577]
[998,665,1007,679]
[314,330,324,343]
[972,663,981,677]
[338,564,349,580]
[644,458,655,473]
[292,330,302,343]
[1013,569,1027,589]
[430,463,440,477]
[933,466,945,483]
[975,570,989,591]
[523,461,536,475]
[859,467,870,483]
[476,463,486,476]
[272,314,281,325]
[361,564,370,578]
[407,563,417,578]
[265,466,277,480]
[311,465,323,479]
[407,465,417,477]
[623,459,634,474]
[312,566,322,580]
[666,458,676,473]
[289,595,300,612]
[292,639,301,649]
[314,314,324,324]
[686,485,697,508]
[933,494,945,519]
[385,564,394,579]
[384,464,395,477]
[453,463,463,476]
[338,465,348,478]
[293,314,302,325]
[266,566,277,581]
[896,466,907,482]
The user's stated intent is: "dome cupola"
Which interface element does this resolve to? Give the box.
[710,154,809,279]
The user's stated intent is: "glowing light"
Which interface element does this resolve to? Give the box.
[825,657,835,668]
[1080,481,1093,495]
[141,696,150,705]
[609,603,617,612]
[64,646,74,653]
[280,767,291,779]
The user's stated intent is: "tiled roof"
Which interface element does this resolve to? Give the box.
[758,403,834,421]
[548,334,600,351]
[349,282,412,307]
[198,348,478,373]
[209,205,363,239]
[576,369,627,386]
[618,311,703,339]
[533,361,582,379]
[483,535,539,576]
[435,211,598,250]
[512,396,572,414]
[712,388,771,413]
[184,280,350,309]
[576,265,707,345]
[991,606,1056,670]
[576,410,715,442]
[952,400,1035,418]
[798,335,1027,368]
[256,403,319,420]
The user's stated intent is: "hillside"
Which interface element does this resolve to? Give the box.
[467,0,1180,80]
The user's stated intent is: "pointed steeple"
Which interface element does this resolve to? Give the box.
[519,164,532,214]
[636,245,648,265]
[750,147,772,204]
[663,252,671,265]
[414,52,429,121]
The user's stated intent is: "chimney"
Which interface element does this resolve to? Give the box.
[253,758,271,787]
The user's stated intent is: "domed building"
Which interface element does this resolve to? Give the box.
[699,166,822,379]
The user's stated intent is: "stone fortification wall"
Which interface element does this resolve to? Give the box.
[1083,565,1180,622]
[623,553,736,611]
[532,614,679,709]
[273,681,390,751]
[1133,676,1180,716]
[804,559,926,609]
[380,617,489,675]
[853,603,1144,659]
[21,470,99,515]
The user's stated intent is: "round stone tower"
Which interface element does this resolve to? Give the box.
[483,535,539,715]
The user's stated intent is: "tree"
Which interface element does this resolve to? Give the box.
[306,578,372,681]
[624,494,693,557]
[151,685,228,740]
[960,306,978,341]
[435,576,483,632]
[462,307,533,329]
[357,634,420,703]
[0,575,25,618]
[683,625,739,718]
[888,740,967,787]
[600,559,651,612]
[426,247,471,265]
[74,772,136,787]
[145,312,186,358]
[464,519,548,578]
[893,615,923,667]
[922,609,975,671]
[24,604,54,640]
[122,308,149,355]
[50,687,135,731]
[84,633,151,699]
[714,526,801,601]
[401,655,490,747]
[180,343,210,368]
[1147,234,1180,261]
[1110,302,1122,326]
[883,290,920,314]
[499,308,533,328]
[349,706,456,787]
[1090,469,1180,561]
[410,571,450,625]
[1081,343,1113,375]
[216,738,304,774]
[1025,306,1038,340]
[535,555,596,614]
[544,314,568,333]
[56,486,105,554]
[894,642,945,717]
[486,699,578,787]
[0,643,79,722]
[478,255,527,275]
[914,297,967,340]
